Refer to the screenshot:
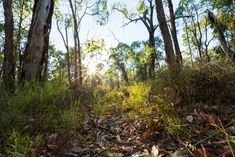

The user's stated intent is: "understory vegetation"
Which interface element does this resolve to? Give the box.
[0,62,235,156]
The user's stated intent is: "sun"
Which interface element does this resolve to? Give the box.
[87,62,97,75]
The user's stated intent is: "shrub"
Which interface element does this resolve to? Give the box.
[92,88,125,116]
[4,130,43,157]
[126,82,150,109]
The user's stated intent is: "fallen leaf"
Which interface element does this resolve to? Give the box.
[149,145,159,157]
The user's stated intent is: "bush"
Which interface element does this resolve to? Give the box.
[92,88,125,116]
[126,82,150,109]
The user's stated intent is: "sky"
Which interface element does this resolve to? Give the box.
[50,0,180,52]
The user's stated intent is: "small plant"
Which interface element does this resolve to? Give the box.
[126,82,150,109]
[92,89,125,116]
[60,101,84,130]
[5,130,43,157]
[155,98,188,138]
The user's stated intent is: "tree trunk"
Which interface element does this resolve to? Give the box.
[15,0,24,85]
[2,0,15,92]
[167,0,182,64]
[68,0,82,86]
[183,17,193,66]
[119,63,129,84]
[155,0,176,67]
[148,33,156,78]
[21,0,54,84]
[208,11,235,63]
[56,17,72,84]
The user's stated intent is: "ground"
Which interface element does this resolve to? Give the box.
[41,102,235,157]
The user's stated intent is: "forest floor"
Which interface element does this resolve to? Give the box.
[61,102,235,157]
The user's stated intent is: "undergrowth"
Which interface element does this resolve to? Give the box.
[1,61,234,156]
[0,79,85,155]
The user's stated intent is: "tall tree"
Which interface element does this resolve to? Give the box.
[13,0,33,84]
[155,0,176,67]
[113,0,158,78]
[167,0,182,64]
[55,11,72,84]
[21,0,54,83]
[2,0,15,92]
[110,43,132,84]
[68,0,82,85]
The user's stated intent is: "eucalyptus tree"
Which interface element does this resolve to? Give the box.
[109,43,132,84]
[55,11,72,83]
[176,0,215,62]
[113,0,158,78]
[13,0,33,82]
[155,0,176,68]
[21,0,54,83]
[60,0,108,85]
[2,0,15,92]
[166,0,182,64]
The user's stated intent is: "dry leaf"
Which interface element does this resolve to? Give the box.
[149,145,159,157]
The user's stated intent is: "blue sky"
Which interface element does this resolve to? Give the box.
[50,0,180,52]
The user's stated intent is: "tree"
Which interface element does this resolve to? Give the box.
[68,0,82,85]
[55,11,72,84]
[167,0,182,64]
[109,43,132,84]
[21,0,54,84]
[208,11,235,63]
[113,0,158,78]
[66,0,108,85]
[155,0,176,68]
[176,0,215,62]
[2,0,15,92]
[13,0,33,84]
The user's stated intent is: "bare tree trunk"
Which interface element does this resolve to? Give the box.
[208,11,235,63]
[2,0,15,92]
[148,33,156,78]
[21,0,54,84]
[167,0,182,64]
[183,18,193,66]
[155,0,176,67]
[68,0,82,85]
[56,17,71,84]
[15,0,24,85]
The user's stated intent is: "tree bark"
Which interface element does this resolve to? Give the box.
[2,0,15,92]
[167,0,182,64]
[155,0,176,67]
[21,0,54,84]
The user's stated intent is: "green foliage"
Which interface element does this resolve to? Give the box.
[92,88,125,116]
[84,39,106,55]
[0,79,85,155]
[60,101,83,130]
[137,0,149,13]
[92,0,109,25]
[5,130,43,157]
[157,102,186,136]
[126,82,150,109]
